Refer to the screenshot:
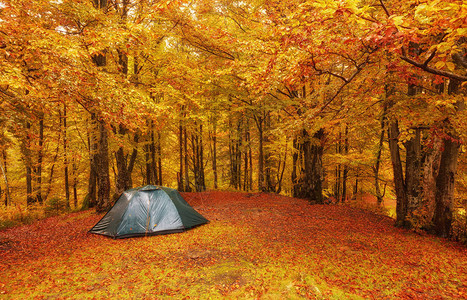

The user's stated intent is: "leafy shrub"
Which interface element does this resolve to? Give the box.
[44,197,69,217]
[0,204,44,230]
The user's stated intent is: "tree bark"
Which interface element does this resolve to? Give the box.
[183,124,191,192]
[293,129,324,203]
[388,120,408,227]
[433,135,458,237]
[342,126,349,202]
[96,120,110,212]
[84,114,98,209]
[432,79,462,237]
[256,116,265,191]
[35,115,44,204]
[0,150,10,206]
[114,125,138,200]
[211,119,218,189]
[63,104,70,208]
[25,121,34,206]
[374,118,385,206]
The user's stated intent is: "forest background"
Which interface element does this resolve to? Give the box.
[0,0,466,240]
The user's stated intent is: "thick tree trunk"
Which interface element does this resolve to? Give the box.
[293,129,324,203]
[388,120,408,227]
[432,79,462,237]
[85,115,98,209]
[433,136,458,237]
[114,125,138,200]
[96,120,110,212]
[404,129,422,225]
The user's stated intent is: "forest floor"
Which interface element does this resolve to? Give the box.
[0,191,466,299]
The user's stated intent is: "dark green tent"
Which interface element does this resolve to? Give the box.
[89,185,208,238]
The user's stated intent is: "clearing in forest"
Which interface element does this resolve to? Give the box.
[0,191,466,299]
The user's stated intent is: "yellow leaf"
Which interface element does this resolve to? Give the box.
[434,61,445,69]
[446,62,455,71]
[392,16,404,26]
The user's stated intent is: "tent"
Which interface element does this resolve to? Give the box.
[89,185,208,238]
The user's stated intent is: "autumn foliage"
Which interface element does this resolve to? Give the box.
[1,192,466,299]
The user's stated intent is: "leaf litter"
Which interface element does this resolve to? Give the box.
[0,191,466,299]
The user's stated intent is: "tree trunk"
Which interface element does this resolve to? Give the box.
[374,110,386,206]
[342,126,349,202]
[63,104,70,208]
[178,120,183,191]
[96,120,110,212]
[0,150,10,206]
[388,120,408,227]
[25,121,34,206]
[184,125,191,192]
[335,131,342,202]
[85,114,98,209]
[256,116,264,191]
[293,129,324,203]
[157,131,162,185]
[211,119,218,189]
[433,135,458,237]
[404,128,422,225]
[72,160,78,208]
[114,125,138,200]
[432,79,462,237]
[36,115,44,204]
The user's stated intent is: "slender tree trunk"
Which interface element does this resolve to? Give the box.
[374,109,386,206]
[157,131,162,185]
[72,160,78,208]
[257,116,264,191]
[335,131,342,202]
[342,126,349,202]
[25,121,34,206]
[199,124,205,191]
[63,104,70,208]
[292,137,299,197]
[184,125,191,192]
[178,118,184,191]
[150,124,158,184]
[35,115,44,204]
[212,119,218,189]
[276,140,287,194]
[0,150,10,206]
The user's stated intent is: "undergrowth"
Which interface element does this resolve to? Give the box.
[0,197,72,230]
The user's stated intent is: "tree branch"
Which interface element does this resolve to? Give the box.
[400,55,467,82]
